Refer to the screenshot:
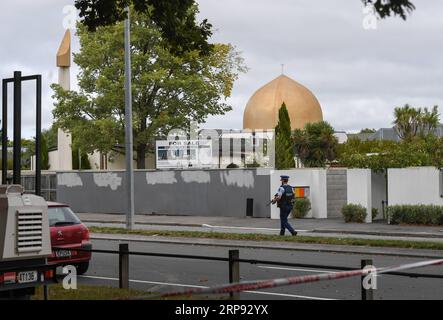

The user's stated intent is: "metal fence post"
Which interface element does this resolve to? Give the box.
[361,259,374,300]
[229,249,240,300]
[119,243,129,289]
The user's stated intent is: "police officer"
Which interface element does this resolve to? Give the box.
[272,175,297,236]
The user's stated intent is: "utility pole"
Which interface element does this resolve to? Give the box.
[124,6,135,230]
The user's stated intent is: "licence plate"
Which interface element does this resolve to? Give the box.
[55,250,72,258]
[18,271,38,284]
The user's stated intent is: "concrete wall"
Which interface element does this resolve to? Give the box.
[56,169,271,218]
[327,169,347,218]
[270,169,327,219]
[347,169,372,223]
[388,167,443,206]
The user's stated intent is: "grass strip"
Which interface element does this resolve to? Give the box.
[89,226,443,251]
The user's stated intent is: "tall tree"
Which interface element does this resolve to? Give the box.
[51,11,246,169]
[275,103,295,169]
[293,121,338,168]
[393,104,439,141]
[74,0,213,56]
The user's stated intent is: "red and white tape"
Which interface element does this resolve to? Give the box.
[154,259,443,299]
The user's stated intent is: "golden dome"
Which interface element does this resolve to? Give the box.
[243,74,323,130]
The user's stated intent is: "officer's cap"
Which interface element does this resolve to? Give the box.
[280,175,290,180]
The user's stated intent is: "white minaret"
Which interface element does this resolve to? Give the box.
[56,30,73,170]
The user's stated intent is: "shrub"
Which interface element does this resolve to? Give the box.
[226,163,239,168]
[372,208,378,220]
[341,204,367,223]
[292,198,311,218]
[388,205,443,226]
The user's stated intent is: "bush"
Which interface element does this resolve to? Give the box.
[372,208,378,220]
[226,163,239,168]
[388,205,443,226]
[292,198,311,218]
[341,204,367,223]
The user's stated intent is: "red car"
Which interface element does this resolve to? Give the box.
[47,202,92,275]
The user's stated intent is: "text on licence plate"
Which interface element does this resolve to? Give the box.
[55,250,72,258]
[18,271,38,284]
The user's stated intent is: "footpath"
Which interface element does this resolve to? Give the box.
[78,212,443,239]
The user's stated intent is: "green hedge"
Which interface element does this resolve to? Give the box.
[388,205,443,226]
[292,198,311,218]
[341,204,367,223]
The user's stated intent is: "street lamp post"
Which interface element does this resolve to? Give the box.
[124,6,135,230]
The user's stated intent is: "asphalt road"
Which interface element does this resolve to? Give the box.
[76,239,443,300]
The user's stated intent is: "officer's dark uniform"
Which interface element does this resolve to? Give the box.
[277,175,297,236]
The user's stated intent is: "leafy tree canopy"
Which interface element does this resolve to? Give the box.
[293,121,338,168]
[393,104,439,141]
[74,0,213,55]
[361,0,415,20]
[338,136,443,171]
[359,128,376,134]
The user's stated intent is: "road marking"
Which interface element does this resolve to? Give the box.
[257,265,338,274]
[202,224,311,233]
[79,275,336,300]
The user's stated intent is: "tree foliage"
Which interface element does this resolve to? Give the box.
[393,104,439,141]
[74,0,213,56]
[275,103,295,169]
[51,11,246,169]
[361,0,415,20]
[338,136,443,171]
[293,121,338,168]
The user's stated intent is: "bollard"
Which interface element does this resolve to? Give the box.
[361,259,374,300]
[246,198,253,217]
[119,243,130,289]
[229,250,240,300]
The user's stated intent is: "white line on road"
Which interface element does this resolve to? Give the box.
[201,224,311,233]
[257,265,338,274]
[79,275,336,300]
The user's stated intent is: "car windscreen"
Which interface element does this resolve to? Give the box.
[48,206,81,227]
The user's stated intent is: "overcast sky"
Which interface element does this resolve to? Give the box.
[1,0,442,138]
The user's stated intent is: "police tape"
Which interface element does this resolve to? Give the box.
[148,258,443,299]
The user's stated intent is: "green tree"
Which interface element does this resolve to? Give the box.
[337,136,443,171]
[275,103,295,169]
[51,11,246,169]
[41,134,50,170]
[361,0,415,19]
[43,126,58,150]
[74,0,213,56]
[393,104,439,141]
[359,128,376,134]
[72,148,91,170]
[293,121,338,168]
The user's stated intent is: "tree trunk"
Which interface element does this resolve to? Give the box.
[136,143,147,169]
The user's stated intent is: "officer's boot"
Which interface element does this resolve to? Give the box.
[280,229,285,236]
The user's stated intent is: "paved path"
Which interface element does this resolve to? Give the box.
[78,212,443,239]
